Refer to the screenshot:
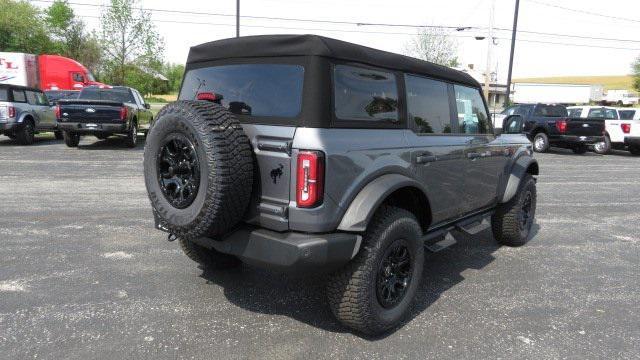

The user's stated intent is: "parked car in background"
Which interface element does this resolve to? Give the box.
[0,52,106,91]
[56,86,152,148]
[45,90,79,105]
[502,103,604,154]
[143,34,539,335]
[603,90,639,106]
[0,84,62,144]
[566,106,640,155]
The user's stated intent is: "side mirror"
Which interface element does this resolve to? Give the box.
[144,103,151,109]
[502,114,524,134]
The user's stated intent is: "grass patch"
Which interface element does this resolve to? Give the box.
[514,75,635,91]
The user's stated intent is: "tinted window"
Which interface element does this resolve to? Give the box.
[0,89,7,101]
[533,105,567,117]
[35,92,48,106]
[454,85,490,134]
[25,91,38,105]
[405,75,451,133]
[619,110,636,120]
[72,73,85,82]
[79,88,135,103]
[180,64,304,118]
[604,108,618,119]
[334,65,398,122]
[12,89,26,102]
[587,108,604,118]
[45,90,78,102]
[567,108,583,117]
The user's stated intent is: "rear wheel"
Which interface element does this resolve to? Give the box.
[572,145,587,154]
[629,145,640,156]
[492,174,537,246]
[16,121,35,145]
[532,132,549,153]
[63,131,80,147]
[54,130,64,140]
[124,122,137,148]
[178,238,241,269]
[327,206,424,335]
[593,135,610,154]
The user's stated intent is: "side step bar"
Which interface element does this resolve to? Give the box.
[423,210,493,253]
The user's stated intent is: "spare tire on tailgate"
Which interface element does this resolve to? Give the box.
[143,100,253,240]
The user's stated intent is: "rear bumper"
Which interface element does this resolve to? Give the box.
[624,136,640,146]
[58,122,127,134]
[550,135,603,146]
[195,227,359,273]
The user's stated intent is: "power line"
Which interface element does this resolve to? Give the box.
[525,0,640,24]
[29,0,640,45]
[70,13,640,51]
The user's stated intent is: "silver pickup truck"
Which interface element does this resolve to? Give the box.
[0,84,62,144]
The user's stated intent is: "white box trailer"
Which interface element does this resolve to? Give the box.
[0,52,39,88]
[512,83,600,104]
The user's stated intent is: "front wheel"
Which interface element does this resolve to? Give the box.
[63,131,80,147]
[593,136,610,154]
[16,121,35,145]
[492,173,537,246]
[327,206,424,335]
[532,133,549,153]
[124,122,137,148]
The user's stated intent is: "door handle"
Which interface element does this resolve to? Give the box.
[416,155,437,164]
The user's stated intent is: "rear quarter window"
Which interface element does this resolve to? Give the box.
[12,89,26,103]
[534,105,567,117]
[179,64,304,118]
[333,65,399,123]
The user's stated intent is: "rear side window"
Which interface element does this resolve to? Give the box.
[0,89,8,101]
[25,91,38,105]
[619,110,636,120]
[568,108,582,117]
[12,89,26,102]
[604,108,618,119]
[534,104,567,117]
[180,64,304,118]
[454,85,490,134]
[405,75,451,133]
[334,65,398,122]
[587,108,604,118]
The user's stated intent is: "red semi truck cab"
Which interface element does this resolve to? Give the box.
[0,52,105,91]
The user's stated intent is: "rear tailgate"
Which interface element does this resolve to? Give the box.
[566,118,605,136]
[58,99,123,123]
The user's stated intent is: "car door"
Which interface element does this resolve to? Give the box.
[24,90,51,129]
[403,74,468,225]
[453,84,508,214]
[35,91,56,128]
[132,89,151,124]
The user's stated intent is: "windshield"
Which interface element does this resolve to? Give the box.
[79,88,135,103]
[179,64,304,118]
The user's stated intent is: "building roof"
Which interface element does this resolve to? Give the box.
[187,34,479,87]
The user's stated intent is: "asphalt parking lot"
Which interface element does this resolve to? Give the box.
[0,135,639,359]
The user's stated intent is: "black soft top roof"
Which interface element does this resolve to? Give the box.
[187,34,479,87]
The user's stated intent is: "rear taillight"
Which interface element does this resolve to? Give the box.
[54,105,61,119]
[119,106,128,121]
[296,151,324,208]
[621,123,631,134]
[555,119,568,134]
[8,106,15,118]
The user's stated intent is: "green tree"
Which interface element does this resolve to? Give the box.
[0,0,54,53]
[163,63,185,93]
[100,0,165,86]
[633,55,640,92]
[45,0,102,75]
[405,27,459,67]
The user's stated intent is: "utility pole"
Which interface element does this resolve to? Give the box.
[484,0,495,102]
[505,0,520,104]
[236,0,240,37]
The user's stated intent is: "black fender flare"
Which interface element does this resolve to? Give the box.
[500,155,539,203]
[337,173,429,232]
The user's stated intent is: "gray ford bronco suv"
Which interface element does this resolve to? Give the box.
[143,35,539,335]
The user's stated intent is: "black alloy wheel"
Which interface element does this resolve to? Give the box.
[376,239,413,309]
[157,134,201,209]
[518,191,534,233]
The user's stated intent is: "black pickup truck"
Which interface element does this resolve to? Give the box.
[502,103,605,154]
[56,86,153,148]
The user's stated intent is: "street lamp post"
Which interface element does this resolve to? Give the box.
[505,0,520,103]
[236,0,240,37]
